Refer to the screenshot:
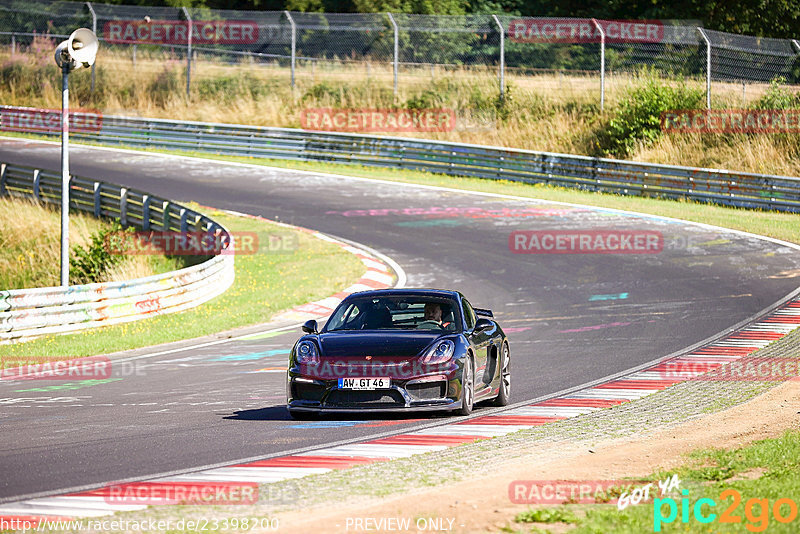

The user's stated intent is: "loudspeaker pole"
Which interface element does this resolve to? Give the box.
[60,61,70,286]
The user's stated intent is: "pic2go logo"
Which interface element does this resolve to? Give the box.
[654,489,798,532]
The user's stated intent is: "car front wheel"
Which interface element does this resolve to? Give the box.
[458,356,474,416]
[490,342,510,406]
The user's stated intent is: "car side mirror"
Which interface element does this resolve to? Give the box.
[474,318,493,332]
[302,319,318,334]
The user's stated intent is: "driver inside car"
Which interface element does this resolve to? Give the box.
[420,302,453,329]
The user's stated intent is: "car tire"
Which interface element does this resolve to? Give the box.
[490,342,510,407]
[288,409,317,420]
[458,356,474,416]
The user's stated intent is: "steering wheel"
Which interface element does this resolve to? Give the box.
[416,320,444,329]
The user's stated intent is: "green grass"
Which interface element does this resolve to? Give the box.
[0,206,366,359]
[505,430,800,533]
[516,507,579,524]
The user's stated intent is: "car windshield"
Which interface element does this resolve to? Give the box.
[325,296,459,332]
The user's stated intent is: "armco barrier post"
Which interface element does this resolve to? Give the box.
[697,27,712,109]
[793,39,800,53]
[142,194,151,230]
[33,169,41,200]
[592,18,605,112]
[387,13,399,98]
[492,15,504,102]
[0,163,6,196]
[120,187,128,227]
[285,11,296,90]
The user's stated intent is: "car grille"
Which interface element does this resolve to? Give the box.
[291,381,326,402]
[325,389,405,407]
[406,381,446,401]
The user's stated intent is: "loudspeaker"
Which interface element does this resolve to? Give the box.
[54,28,98,70]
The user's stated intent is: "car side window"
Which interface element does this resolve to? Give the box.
[462,299,476,330]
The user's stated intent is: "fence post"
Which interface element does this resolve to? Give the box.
[697,27,711,109]
[0,163,6,196]
[592,19,605,112]
[10,34,14,57]
[792,39,800,53]
[387,13,399,98]
[285,11,296,90]
[182,7,192,98]
[86,2,97,94]
[491,15,505,102]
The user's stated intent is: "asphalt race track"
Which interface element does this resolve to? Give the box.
[2,138,800,501]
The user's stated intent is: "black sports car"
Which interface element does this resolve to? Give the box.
[286,289,510,418]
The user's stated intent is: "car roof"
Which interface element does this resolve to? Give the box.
[344,288,461,300]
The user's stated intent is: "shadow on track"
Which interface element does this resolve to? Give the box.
[223,405,451,422]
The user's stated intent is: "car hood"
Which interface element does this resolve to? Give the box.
[318,331,443,358]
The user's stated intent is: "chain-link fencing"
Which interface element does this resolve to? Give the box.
[0,2,798,109]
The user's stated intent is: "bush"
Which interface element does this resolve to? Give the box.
[70,222,134,285]
[301,82,342,104]
[598,77,704,157]
[196,73,276,103]
[754,77,800,110]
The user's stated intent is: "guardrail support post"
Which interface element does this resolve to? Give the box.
[0,163,6,196]
[492,15,505,102]
[697,27,712,109]
[182,7,192,98]
[387,13,399,98]
[33,169,40,200]
[792,40,800,53]
[285,11,296,90]
[162,200,171,230]
[592,19,605,112]
[93,182,101,216]
[180,208,188,234]
[120,187,128,227]
[142,194,151,230]
[86,2,97,94]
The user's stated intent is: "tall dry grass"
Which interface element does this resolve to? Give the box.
[0,196,162,290]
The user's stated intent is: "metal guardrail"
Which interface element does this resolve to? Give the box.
[3,108,796,213]
[0,160,235,342]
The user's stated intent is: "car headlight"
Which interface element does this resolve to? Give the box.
[296,340,320,365]
[421,340,455,364]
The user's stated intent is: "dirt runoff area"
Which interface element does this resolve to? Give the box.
[275,378,800,533]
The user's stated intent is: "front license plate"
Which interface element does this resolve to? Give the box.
[338,377,391,390]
